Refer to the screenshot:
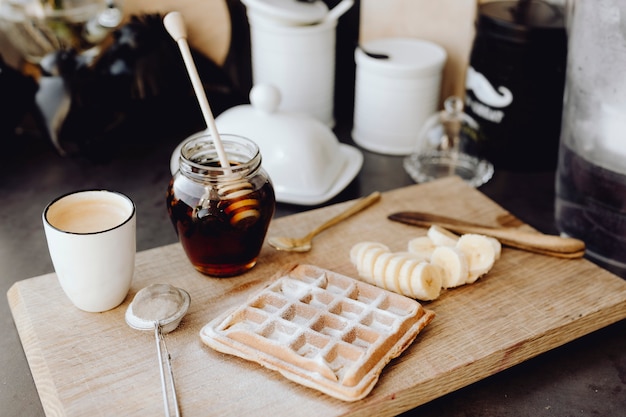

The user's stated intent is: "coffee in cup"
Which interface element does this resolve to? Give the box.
[43,190,136,312]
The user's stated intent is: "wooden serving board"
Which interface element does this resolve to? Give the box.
[8,177,626,417]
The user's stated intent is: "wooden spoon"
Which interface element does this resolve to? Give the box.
[388,211,586,259]
[268,192,381,252]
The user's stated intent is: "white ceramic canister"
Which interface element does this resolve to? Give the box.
[353,37,447,155]
[242,0,337,127]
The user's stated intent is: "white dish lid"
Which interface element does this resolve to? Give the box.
[170,84,363,205]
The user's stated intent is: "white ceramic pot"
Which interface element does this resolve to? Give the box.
[242,0,337,127]
[353,38,447,155]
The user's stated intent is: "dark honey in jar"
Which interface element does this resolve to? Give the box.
[167,133,275,277]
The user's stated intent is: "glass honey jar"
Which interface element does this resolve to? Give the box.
[167,133,275,277]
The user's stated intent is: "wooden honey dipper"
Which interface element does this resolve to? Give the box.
[164,12,259,226]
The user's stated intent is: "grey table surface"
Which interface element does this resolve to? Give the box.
[1,123,625,417]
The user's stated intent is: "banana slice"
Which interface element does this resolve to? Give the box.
[350,241,388,266]
[456,234,497,284]
[407,236,436,261]
[394,257,420,295]
[357,246,389,283]
[487,236,502,260]
[427,225,460,246]
[382,253,408,291]
[395,251,430,263]
[409,262,444,301]
[372,251,395,288]
[430,246,469,288]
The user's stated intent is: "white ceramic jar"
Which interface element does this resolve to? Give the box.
[242,0,337,127]
[353,38,447,155]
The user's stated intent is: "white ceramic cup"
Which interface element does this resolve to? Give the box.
[246,11,337,127]
[43,190,136,312]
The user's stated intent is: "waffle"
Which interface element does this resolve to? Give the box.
[199,264,435,401]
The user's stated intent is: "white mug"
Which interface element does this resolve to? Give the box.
[43,190,136,312]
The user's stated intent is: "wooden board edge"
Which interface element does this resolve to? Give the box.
[7,280,66,417]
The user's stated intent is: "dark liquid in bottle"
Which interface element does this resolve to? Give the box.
[167,177,275,277]
[556,144,626,278]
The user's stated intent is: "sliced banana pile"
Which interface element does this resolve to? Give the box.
[349,225,501,301]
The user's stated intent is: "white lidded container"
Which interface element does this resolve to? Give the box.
[241,0,337,127]
[353,38,447,155]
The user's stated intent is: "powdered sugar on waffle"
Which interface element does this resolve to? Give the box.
[199,264,435,401]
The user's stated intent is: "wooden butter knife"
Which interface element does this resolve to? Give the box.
[388,211,586,259]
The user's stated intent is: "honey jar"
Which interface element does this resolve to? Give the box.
[167,133,275,277]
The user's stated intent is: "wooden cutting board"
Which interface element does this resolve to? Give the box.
[8,177,626,417]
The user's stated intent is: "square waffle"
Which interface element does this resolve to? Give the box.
[200,264,435,401]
